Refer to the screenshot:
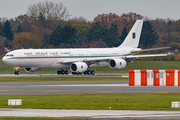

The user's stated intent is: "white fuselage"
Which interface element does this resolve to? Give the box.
[2,20,145,72]
[2,20,168,74]
[2,47,137,69]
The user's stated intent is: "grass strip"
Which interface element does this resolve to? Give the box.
[1,93,180,110]
[0,77,128,82]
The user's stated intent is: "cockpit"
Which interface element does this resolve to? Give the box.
[5,54,14,57]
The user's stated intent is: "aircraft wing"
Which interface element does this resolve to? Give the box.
[58,53,167,64]
[59,57,114,64]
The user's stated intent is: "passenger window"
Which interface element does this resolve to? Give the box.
[167,73,169,76]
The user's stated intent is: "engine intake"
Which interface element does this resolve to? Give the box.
[109,59,127,69]
[24,67,41,72]
[70,62,88,72]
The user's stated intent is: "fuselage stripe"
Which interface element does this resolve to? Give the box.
[9,53,133,59]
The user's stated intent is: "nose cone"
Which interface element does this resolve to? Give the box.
[2,56,6,63]
[2,56,10,65]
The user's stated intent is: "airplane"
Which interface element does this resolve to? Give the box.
[2,20,169,75]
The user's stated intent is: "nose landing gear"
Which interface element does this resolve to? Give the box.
[14,71,20,75]
[13,66,20,75]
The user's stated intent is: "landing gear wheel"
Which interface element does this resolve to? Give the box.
[61,70,65,75]
[57,70,61,75]
[87,70,91,75]
[91,70,95,75]
[14,71,19,75]
[78,72,82,75]
[65,70,68,75]
[84,71,87,75]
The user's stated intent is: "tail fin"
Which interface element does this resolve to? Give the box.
[118,20,143,48]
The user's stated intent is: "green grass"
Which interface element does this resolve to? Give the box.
[0,93,180,110]
[1,60,180,74]
[0,77,128,82]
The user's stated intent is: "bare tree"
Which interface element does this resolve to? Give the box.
[27,1,69,28]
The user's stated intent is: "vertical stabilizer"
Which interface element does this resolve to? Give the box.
[118,20,143,48]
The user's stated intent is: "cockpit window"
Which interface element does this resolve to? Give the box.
[5,54,14,57]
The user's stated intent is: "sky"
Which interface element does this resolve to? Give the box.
[0,0,180,21]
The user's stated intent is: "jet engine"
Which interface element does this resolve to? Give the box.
[70,62,88,72]
[109,59,127,69]
[24,67,41,72]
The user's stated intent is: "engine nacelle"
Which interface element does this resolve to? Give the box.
[109,59,127,69]
[70,62,88,72]
[24,67,41,72]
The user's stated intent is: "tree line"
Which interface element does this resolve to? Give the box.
[0,1,180,60]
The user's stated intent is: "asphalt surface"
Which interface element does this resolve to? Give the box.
[0,81,180,95]
[0,73,129,77]
[1,109,180,119]
[1,73,180,119]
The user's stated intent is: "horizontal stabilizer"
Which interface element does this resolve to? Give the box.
[131,47,171,53]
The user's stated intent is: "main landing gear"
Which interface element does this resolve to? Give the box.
[72,70,95,75]
[84,70,95,75]
[14,71,20,75]
[57,70,69,75]
[57,69,95,75]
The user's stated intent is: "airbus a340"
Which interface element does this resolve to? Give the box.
[2,20,168,75]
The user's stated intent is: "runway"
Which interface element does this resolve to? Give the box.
[0,73,129,77]
[0,81,180,95]
[0,108,180,119]
[0,75,180,119]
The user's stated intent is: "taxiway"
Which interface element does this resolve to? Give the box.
[0,73,129,77]
[0,81,180,95]
[0,108,180,119]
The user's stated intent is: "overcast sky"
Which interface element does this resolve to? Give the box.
[0,0,180,21]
